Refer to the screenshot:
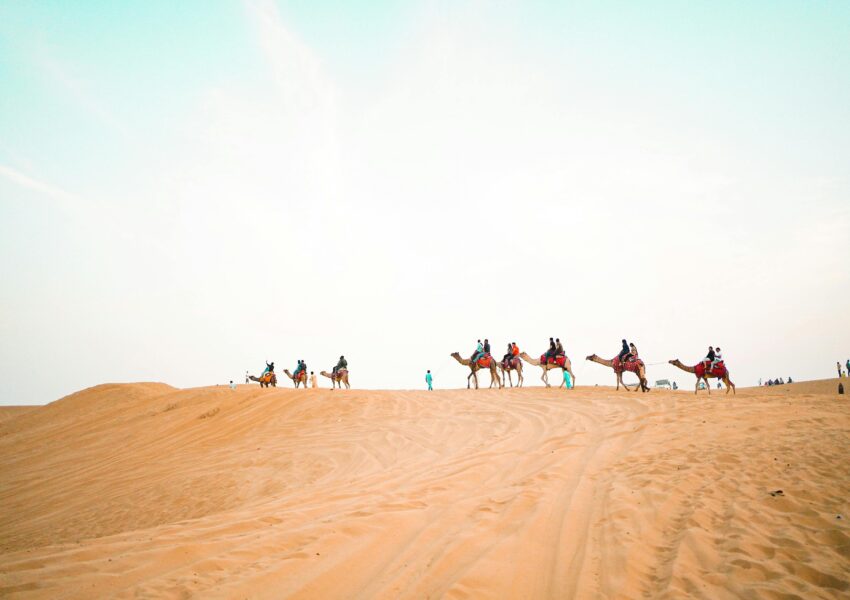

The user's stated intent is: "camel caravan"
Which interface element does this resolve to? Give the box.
[247,356,350,390]
[453,339,735,394]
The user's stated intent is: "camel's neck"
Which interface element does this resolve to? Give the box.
[452,354,471,366]
[590,355,614,368]
[670,360,696,374]
[519,352,540,366]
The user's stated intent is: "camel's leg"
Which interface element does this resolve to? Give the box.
[694,378,700,394]
[541,368,549,388]
[467,371,472,389]
[706,377,711,395]
[505,369,513,388]
[518,367,523,387]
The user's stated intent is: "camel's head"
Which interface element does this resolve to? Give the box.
[450,352,460,358]
[585,354,596,361]
[668,359,678,365]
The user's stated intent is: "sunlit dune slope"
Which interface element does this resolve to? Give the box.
[1,382,848,599]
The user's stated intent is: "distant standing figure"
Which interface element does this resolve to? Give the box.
[426,370,433,391]
[839,362,843,377]
[846,359,850,376]
[788,376,793,383]
[560,369,572,389]
[310,371,317,388]
[758,378,762,386]
[672,382,678,390]
[245,371,249,384]
[230,380,236,391]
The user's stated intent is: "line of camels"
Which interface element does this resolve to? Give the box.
[451,350,736,395]
[248,368,351,389]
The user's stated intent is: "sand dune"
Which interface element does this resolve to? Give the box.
[1,381,848,599]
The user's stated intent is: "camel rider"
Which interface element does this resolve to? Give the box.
[483,339,491,356]
[333,355,347,376]
[617,340,630,365]
[555,338,565,357]
[711,347,722,371]
[263,361,274,375]
[545,337,556,361]
[512,342,520,358]
[294,360,304,378]
[502,343,514,364]
[704,346,715,372]
[471,339,483,362]
[629,343,638,361]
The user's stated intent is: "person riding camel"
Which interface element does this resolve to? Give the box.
[483,339,491,356]
[617,339,630,365]
[263,361,274,375]
[332,355,347,376]
[704,346,715,372]
[294,360,306,378]
[545,337,556,362]
[502,343,514,364]
[555,338,565,357]
[711,347,722,371]
[629,343,638,361]
[511,342,520,358]
[471,339,484,362]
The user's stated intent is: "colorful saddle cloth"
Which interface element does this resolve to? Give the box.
[612,356,644,373]
[476,354,493,368]
[539,353,568,367]
[695,361,726,378]
[502,357,520,370]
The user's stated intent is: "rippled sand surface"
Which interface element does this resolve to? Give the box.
[1,380,848,598]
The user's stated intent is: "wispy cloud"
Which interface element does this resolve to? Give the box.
[0,163,78,204]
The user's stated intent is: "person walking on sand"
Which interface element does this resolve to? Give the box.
[426,370,433,391]
[560,369,572,389]
[310,371,317,388]
[230,380,236,391]
[839,362,843,378]
[846,359,850,376]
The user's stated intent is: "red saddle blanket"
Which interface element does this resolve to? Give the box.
[539,354,567,367]
[501,357,520,370]
[476,354,493,368]
[695,361,726,378]
[612,356,644,373]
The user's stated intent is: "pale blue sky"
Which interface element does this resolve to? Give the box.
[1,1,849,404]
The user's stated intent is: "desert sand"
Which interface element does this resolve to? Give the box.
[1,380,848,599]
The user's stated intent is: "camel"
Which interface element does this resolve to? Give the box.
[585,354,649,392]
[669,359,736,395]
[519,352,575,388]
[321,369,350,390]
[499,357,524,387]
[451,353,502,389]
[248,372,277,388]
[282,369,308,388]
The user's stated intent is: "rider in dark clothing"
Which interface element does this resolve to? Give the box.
[555,339,565,356]
[264,361,274,374]
[704,346,715,371]
[502,343,514,363]
[483,339,491,355]
[617,339,630,364]
[544,337,556,361]
[333,355,347,375]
